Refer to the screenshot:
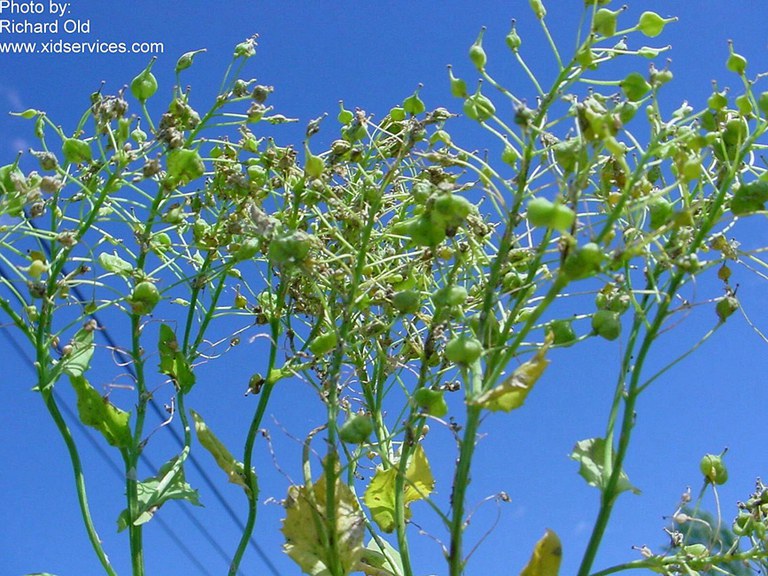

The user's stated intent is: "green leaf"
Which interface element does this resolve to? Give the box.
[570,437,640,495]
[356,538,404,576]
[363,445,435,533]
[520,529,562,576]
[117,457,200,531]
[60,327,94,378]
[158,324,195,393]
[282,467,365,575]
[97,251,133,276]
[191,410,251,495]
[69,375,131,448]
[471,336,551,412]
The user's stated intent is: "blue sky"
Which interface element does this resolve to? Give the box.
[1,2,767,575]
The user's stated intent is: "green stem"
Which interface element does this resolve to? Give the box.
[42,388,118,576]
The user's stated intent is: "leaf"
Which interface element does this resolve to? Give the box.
[97,251,133,276]
[68,375,131,448]
[60,327,95,378]
[191,410,251,495]
[117,457,200,531]
[158,324,195,393]
[520,529,562,576]
[356,538,404,576]
[570,437,640,495]
[471,336,551,412]
[282,468,365,576]
[364,445,435,533]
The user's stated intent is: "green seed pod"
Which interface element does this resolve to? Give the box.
[389,106,406,122]
[445,335,483,365]
[732,513,754,537]
[27,259,48,279]
[621,72,651,102]
[594,8,621,37]
[716,295,739,322]
[758,92,768,119]
[413,388,449,417]
[469,27,487,71]
[130,281,160,315]
[502,145,520,166]
[408,214,446,247]
[506,20,521,52]
[0,163,23,195]
[267,230,312,266]
[727,46,747,75]
[591,310,621,341]
[735,94,753,116]
[637,11,674,38]
[526,197,575,232]
[403,86,426,116]
[699,453,728,485]
[304,145,324,179]
[166,148,205,184]
[338,414,373,444]
[62,138,92,164]
[447,65,468,99]
[431,193,473,228]
[233,238,260,261]
[309,330,338,356]
[130,58,158,103]
[463,86,496,122]
[337,100,354,125]
[392,289,421,314]
[548,319,576,347]
[529,0,546,20]
[433,285,468,308]
[175,49,206,75]
[731,180,768,216]
[562,242,603,280]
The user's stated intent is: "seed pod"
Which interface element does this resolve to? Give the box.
[392,290,421,314]
[506,20,521,52]
[62,138,92,164]
[309,330,338,356]
[413,388,449,417]
[130,58,158,103]
[716,295,739,322]
[637,11,673,38]
[408,214,446,247]
[548,319,576,347]
[445,335,483,365]
[463,86,496,122]
[304,145,324,179]
[469,27,487,71]
[338,414,373,444]
[727,44,747,75]
[562,242,603,280]
[526,197,575,232]
[621,72,651,102]
[758,92,768,119]
[433,285,468,308]
[267,230,312,265]
[403,86,426,116]
[699,453,728,485]
[175,48,206,75]
[130,281,160,315]
[337,100,354,125]
[431,193,473,228]
[594,8,621,37]
[166,148,205,184]
[529,0,546,20]
[447,65,468,99]
[591,310,621,341]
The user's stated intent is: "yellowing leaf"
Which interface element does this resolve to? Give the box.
[60,327,94,378]
[282,470,365,576]
[520,529,562,576]
[471,337,551,412]
[191,410,251,495]
[364,445,435,533]
[356,538,404,576]
[570,437,640,495]
[158,324,196,393]
[69,375,131,448]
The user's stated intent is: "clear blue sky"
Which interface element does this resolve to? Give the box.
[1,2,767,575]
